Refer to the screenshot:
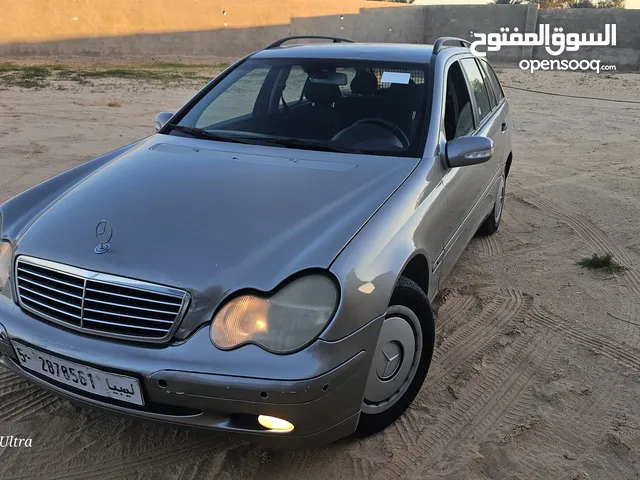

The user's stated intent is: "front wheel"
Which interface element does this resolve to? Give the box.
[357,276,435,436]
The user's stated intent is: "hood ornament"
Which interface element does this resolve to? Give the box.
[94,220,113,254]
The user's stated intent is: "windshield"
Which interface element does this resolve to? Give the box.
[169,58,430,157]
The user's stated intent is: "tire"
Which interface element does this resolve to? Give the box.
[477,173,506,236]
[357,276,436,436]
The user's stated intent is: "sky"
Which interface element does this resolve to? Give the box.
[412,0,640,7]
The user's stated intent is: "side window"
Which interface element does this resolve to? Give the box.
[480,60,505,103]
[281,66,356,105]
[281,66,308,104]
[460,58,492,125]
[196,66,270,127]
[476,59,496,109]
[444,61,474,141]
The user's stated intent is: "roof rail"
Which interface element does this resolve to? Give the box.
[432,37,471,54]
[265,35,356,49]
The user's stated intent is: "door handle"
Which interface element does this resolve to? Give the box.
[501,122,508,132]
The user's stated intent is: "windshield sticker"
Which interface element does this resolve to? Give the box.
[381,72,411,84]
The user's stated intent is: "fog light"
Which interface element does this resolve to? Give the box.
[258,415,294,433]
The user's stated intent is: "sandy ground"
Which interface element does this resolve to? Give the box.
[0,68,639,479]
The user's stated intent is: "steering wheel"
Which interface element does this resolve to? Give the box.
[350,118,410,149]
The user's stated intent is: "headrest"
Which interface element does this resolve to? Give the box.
[350,71,378,96]
[389,80,421,104]
[389,79,416,95]
[303,81,342,105]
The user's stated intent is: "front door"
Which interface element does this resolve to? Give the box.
[439,57,503,284]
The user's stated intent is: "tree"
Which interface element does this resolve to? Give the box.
[596,0,625,7]
[529,0,569,8]
[569,0,625,6]
[570,0,595,6]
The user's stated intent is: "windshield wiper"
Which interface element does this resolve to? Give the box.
[165,125,263,145]
[257,137,364,154]
[167,125,363,154]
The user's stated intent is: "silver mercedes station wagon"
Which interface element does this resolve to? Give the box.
[0,36,512,446]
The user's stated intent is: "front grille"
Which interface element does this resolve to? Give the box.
[15,256,189,343]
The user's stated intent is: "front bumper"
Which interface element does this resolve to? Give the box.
[0,293,383,447]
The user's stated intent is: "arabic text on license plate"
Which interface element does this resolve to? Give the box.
[13,342,144,406]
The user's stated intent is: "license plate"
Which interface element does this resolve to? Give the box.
[13,342,144,406]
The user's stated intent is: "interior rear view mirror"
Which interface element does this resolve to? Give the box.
[308,72,348,86]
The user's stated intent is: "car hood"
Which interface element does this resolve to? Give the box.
[15,135,419,337]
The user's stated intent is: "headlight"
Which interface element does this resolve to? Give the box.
[0,241,11,291]
[210,274,338,353]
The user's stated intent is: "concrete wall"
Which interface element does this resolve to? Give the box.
[0,0,402,43]
[0,0,637,69]
[0,0,423,58]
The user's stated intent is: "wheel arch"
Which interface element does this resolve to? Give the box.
[397,253,430,300]
[505,151,513,179]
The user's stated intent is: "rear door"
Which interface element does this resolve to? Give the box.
[475,58,508,177]
[479,58,510,169]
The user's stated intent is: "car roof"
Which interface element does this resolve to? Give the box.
[251,42,438,64]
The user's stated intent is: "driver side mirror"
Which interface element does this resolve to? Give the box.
[445,136,494,168]
[154,112,174,132]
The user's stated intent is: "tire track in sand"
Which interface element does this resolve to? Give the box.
[436,291,478,331]
[0,374,30,391]
[426,331,571,480]
[528,305,640,371]
[430,289,533,380]
[0,389,61,422]
[476,233,504,258]
[490,308,636,473]
[381,285,635,480]
[6,432,241,480]
[0,382,62,422]
[380,311,556,480]
[378,288,535,477]
[511,186,640,346]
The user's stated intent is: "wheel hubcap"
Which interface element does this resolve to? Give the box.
[362,306,422,414]
[376,341,403,380]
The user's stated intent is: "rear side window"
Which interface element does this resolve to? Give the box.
[480,60,505,103]
[476,59,496,109]
[460,58,492,125]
